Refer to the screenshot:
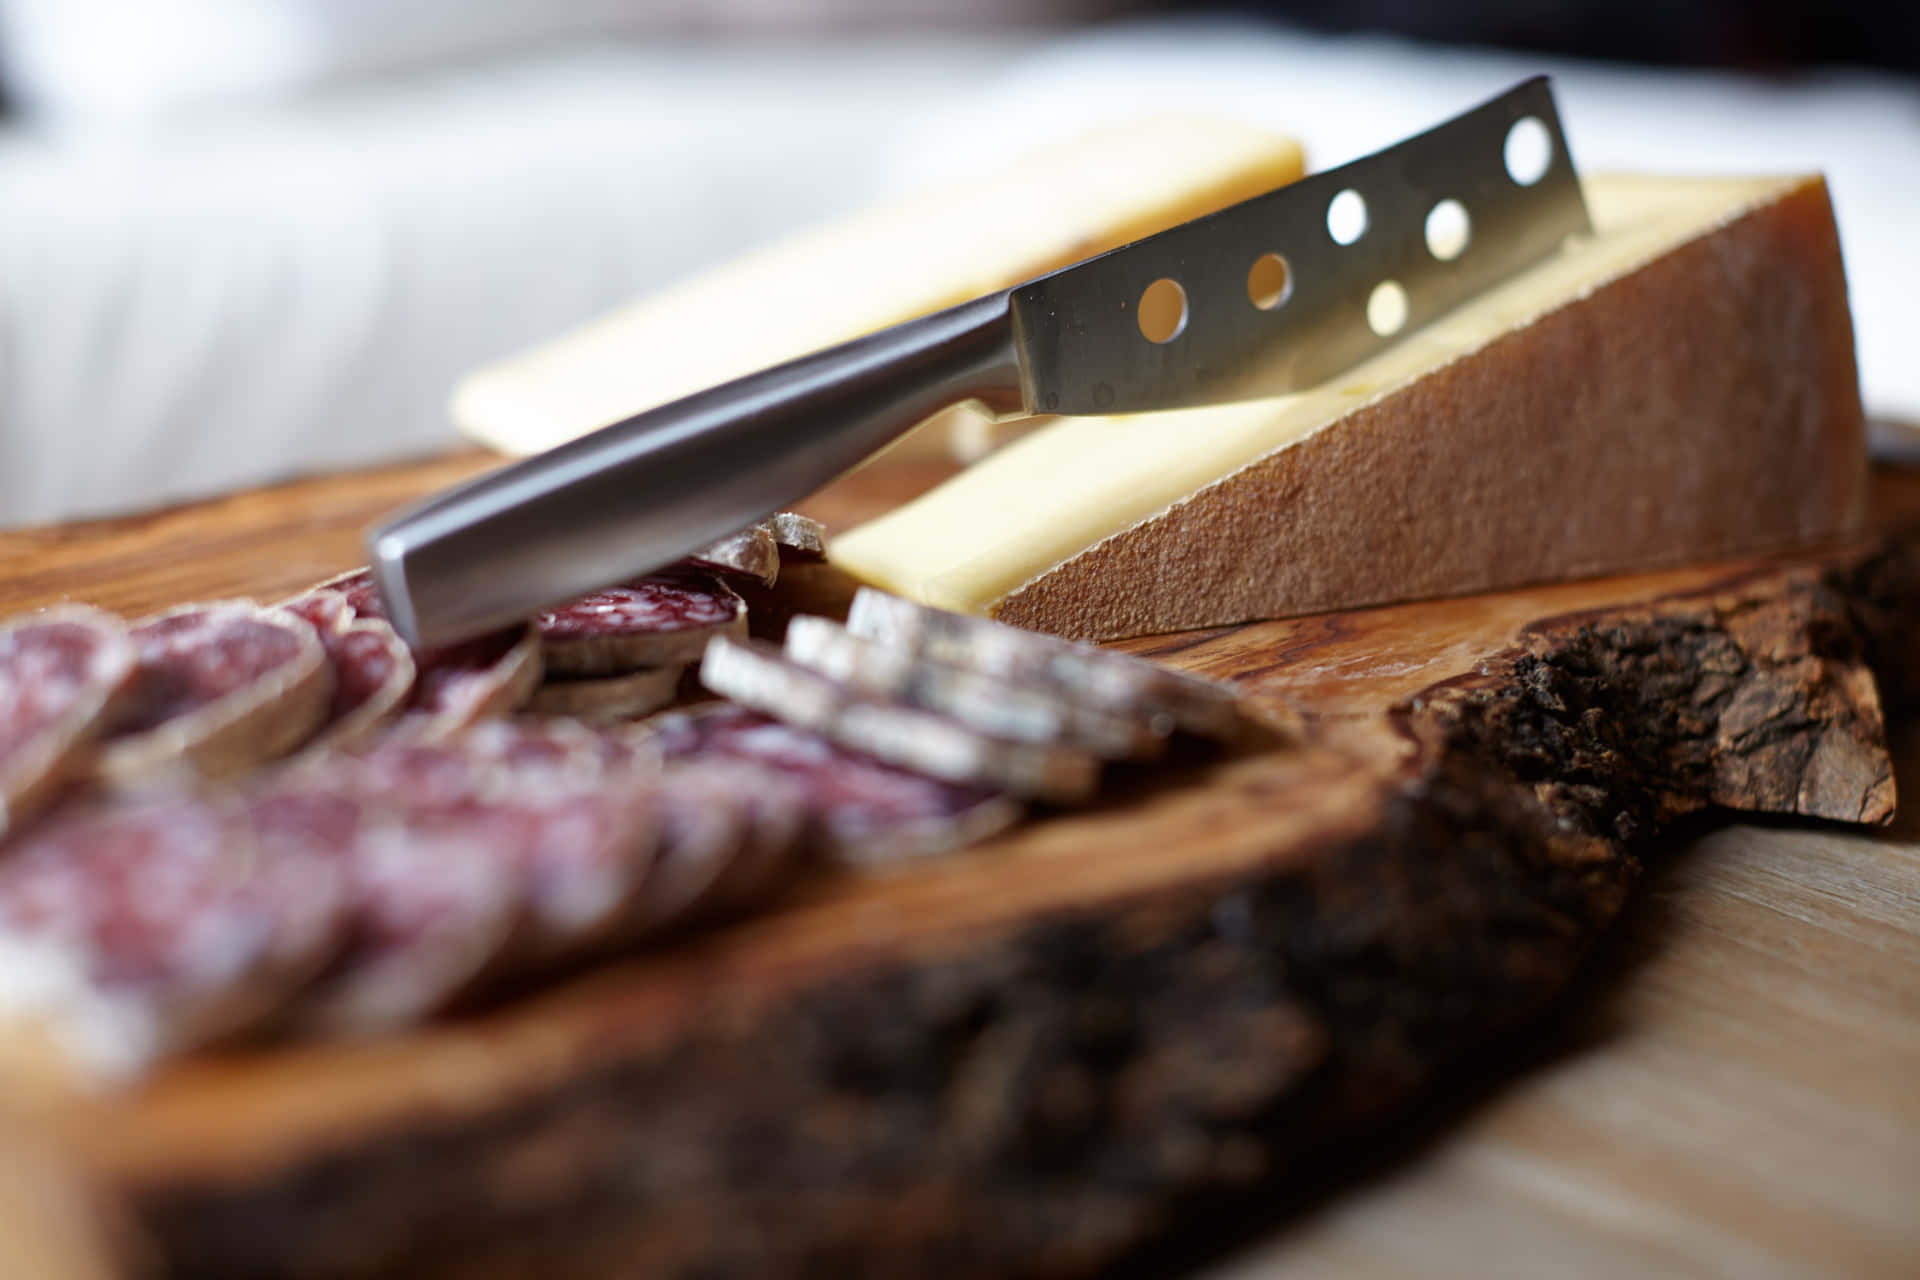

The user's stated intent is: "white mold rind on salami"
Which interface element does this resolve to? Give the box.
[539,570,747,676]
[291,569,538,739]
[700,637,1098,804]
[0,792,347,1075]
[284,592,416,750]
[0,606,138,839]
[766,512,826,559]
[688,526,781,587]
[845,588,1241,740]
[94,602,332,787]
[621,763,752,937]
[783,615,1166,760]
[648,705,1022,865]
[526,666,684,721]
[405,625,542,741]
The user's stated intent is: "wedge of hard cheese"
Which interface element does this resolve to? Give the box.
[452,117,1305,458]
[830,173,1866,640]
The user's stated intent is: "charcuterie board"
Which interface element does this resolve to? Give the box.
[3,452,1918,1278]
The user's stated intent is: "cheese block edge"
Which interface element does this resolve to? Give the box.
[829,172,1865,639]
[451,116,1307,459]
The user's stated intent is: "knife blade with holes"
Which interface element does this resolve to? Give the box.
[368,76,1589,649]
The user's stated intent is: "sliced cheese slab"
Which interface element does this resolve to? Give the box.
[453,116,1305,458]
[830,173,1866,640]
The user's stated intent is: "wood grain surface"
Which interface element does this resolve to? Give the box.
[1200,735,1920,1280]
[4,455,1917,1279]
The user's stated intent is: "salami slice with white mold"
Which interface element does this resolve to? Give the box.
[844,588,1242,741]
[701,635,1099,804]
[94,602,331,786]
[687,525,781,587]
[783,615,1166,760]
[282,590,415,749]
[538,569,747,675]
[294,569,540,739]
[766,511,826,560]
[650,705,1021,865]
[0,791,346,1078]
[620,763,754,936]
[0,606,137,838]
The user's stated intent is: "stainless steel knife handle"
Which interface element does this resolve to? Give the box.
[369,292,1024,648]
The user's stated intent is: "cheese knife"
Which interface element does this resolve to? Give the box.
[368,76,1588,648]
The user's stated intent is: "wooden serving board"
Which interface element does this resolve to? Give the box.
[3,455,1918,1279]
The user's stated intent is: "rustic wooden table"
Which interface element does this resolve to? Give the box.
[2,454,1915,1279]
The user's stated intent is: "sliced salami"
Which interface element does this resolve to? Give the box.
[405,626,543,739]
[0,606,138,838]
[526,665,684,721]
[285,720,666,1029]
[650,705,1021,864]
[701,635,1098,804]
[291,793,523,1035]
[845,588,1242,741]
[293,569,540,739]
[538,569,746,676]
[783,615,1166,760]
[765,511,826,560]
[0,792,346,1076]
[94,602,331,786]
[283,590,415,749]
[687,525,781,587]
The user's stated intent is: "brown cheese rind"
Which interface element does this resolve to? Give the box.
[985,177,1866,640]
[699,635,1099,804]
[0,606,137,838]
[94,602,331,786]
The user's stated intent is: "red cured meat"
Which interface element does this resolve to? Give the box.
[651,706,1020,862]
[113,609,306,736]
[296,571,537,735]
[0,792,345,1068]
[95,603,330,784]
[0,607,136,834]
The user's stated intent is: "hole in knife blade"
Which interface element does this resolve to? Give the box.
[1327,189,1368,246]
[1425,200,1471,261]
[1504,116,1552,186]
[1137,277,1188,344]
[1367,280,1409,337]
[1247,252,1293,310]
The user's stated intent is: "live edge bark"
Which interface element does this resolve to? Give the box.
[137,536,1920,1280]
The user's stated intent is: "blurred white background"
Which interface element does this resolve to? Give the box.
[0,0,1914,525]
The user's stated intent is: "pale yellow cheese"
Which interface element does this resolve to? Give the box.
[829,173,1863,629]
[452,117,1305,458]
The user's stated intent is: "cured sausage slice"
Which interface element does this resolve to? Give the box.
[538,569,747,675]
[0,607,137,838]
[651,705,1022,864]
[283,591,415,749]
[765,512,826,560]
[700,635,1099,804]
[526,666,684,721]
[292,794,523,1035]
[405,627,543,739]
[688,526,781,587]
[844,588,1242,740]
[0,792,346,1078]
[286,721,665,1029]
[783,615,1167,760]
[95,602,331,785]
[296,570,540,739]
